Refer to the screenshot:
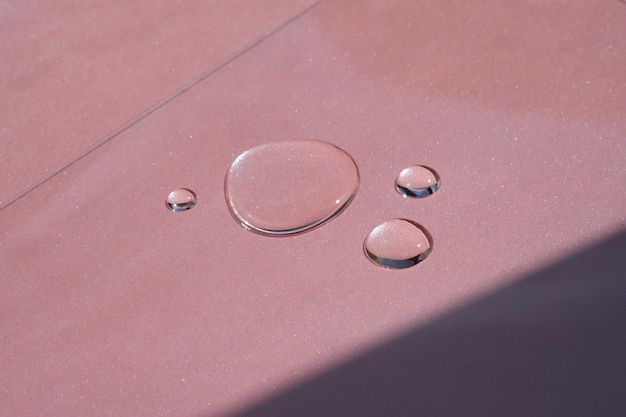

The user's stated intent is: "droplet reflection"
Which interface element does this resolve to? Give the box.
[364,219,433,269]
[225,139,359,236]
[395,165,440,198]
[166,188,197,212]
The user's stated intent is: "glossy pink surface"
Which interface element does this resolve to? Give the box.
[0,0,317,205]
[1,0,625,416]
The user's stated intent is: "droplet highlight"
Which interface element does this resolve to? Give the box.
[166,188,197,212]
[364,219,433,269]
[225,139,359,236]
[395,165,440,198]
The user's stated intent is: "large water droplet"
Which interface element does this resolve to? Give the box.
[225,139,359,236]
[395,165,440,198]
[166,188,197,211]
[364,219,433,269]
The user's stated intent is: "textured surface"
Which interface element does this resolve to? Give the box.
[0,0,316,205]
[1,0,625,416]
[235,230,626,417]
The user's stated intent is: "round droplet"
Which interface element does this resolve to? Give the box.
[395,165,440,198]
[166,188,197,212]
[225,139,359,236]
[364,219,433,269]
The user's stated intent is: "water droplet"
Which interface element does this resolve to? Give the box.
[395,165,440,198]
[225,139,359,236]
[166,188,197,212]
[364,219,433,269]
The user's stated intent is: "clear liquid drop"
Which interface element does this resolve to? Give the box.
[166,188,197,212]
[395,165,440,198]
[364,219,433,269]
[225,139,359,236]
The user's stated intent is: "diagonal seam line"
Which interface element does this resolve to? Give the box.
[0,0,323,211]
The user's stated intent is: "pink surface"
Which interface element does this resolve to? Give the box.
[0,0,318,206]
[1,0,625,416]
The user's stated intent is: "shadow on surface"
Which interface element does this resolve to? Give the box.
[225,230,626,417]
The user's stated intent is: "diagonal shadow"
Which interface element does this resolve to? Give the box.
[227,230,626,417]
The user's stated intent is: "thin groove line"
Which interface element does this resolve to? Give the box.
[0,0,323,211]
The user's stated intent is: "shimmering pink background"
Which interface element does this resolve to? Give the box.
[1,1,624,416]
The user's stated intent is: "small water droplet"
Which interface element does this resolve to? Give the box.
[395,165,440,198]
[166,188,197,212]
[225,139,359,236]
[364,219,433,269]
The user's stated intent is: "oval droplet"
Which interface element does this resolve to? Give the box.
[364,219,433,269]
[225,139,359,236]
[166,188,197,212]
[395,165,440,198]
